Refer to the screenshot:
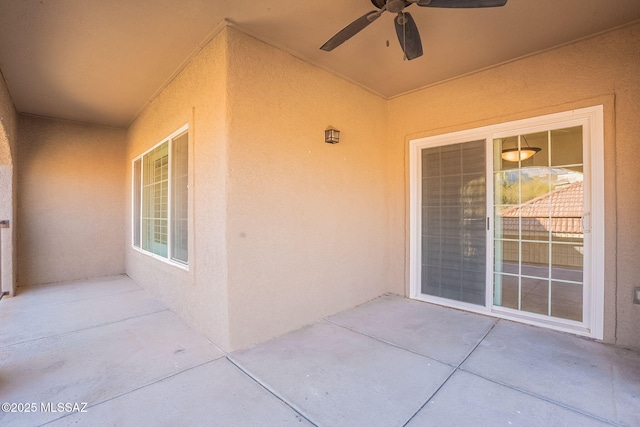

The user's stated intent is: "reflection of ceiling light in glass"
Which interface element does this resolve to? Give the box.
[501,136,541,162]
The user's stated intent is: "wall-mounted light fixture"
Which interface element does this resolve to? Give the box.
[501,135,541,162]
[325,127,340,144]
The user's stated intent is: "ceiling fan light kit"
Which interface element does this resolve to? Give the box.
[320,0,508,60]
[500,136,541,162]
[500,147,541,162]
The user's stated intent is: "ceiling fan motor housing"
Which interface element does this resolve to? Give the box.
[387,0,407,13]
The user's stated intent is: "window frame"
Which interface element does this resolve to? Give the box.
[131,124,189,270]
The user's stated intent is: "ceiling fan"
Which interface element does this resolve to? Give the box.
[320,0,508,60]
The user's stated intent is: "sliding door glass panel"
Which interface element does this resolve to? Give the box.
[495,273,518,310]
[521,277,549,316]
[421,140,486,306]
[520,131,549,170]
[493,126,584,321]
[521,242,550,278]
[495,239,518,274]
[551,281,582,321]
[551,127,583,166]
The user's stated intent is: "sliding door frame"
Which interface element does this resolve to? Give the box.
[409,106,604,339]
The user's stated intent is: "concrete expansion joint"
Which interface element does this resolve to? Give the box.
[325,317,452,366]
[225,355,318,426]
[448,320,619,427]
[37,359,224,427]
[456,369,620,426]
[400,321,500,426]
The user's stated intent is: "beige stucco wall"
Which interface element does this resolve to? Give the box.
[125,29,231,349]
[17,115,126,286]
[224,29,389,350]
[0,71,16,166]
[388,22,640,350]
[0,70,17,296]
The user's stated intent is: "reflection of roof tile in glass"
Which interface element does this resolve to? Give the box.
[499,182,583,235]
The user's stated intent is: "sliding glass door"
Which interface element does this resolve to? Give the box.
[410,106,604,338]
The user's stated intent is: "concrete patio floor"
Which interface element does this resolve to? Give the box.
[0,276,638,426]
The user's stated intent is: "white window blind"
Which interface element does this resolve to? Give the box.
[142,142,169,257]
[171,132,188,264]
[133,159,141,248]
[421,140,486,305]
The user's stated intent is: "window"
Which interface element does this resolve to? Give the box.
[132,125,189,267]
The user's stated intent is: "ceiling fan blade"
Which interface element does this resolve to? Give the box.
[371,0,386,8]
[320,10,381,51]
[417,0,507,7]
[394,12,423,60]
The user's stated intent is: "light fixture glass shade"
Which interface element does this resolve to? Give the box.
[501,147,541,162]
[325,128,340,144]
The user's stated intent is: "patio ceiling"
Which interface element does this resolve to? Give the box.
[0,0,639,128]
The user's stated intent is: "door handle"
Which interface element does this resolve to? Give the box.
[581,212,591,233]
